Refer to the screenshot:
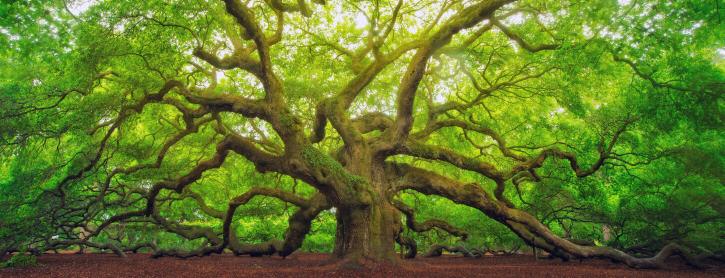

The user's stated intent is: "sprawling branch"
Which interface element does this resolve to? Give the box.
[381,0,515,150]
[506,117,636,178]
[149,187,328,259]
[192,48,263,77]
[412,119,526,161]
[49,80,185,206]
[221,0,284,103]
[491,18,558,52]
[392,199,468,239]
[225,191,329,257]
[424,244,478,258]
[390,162,710,268]
[611,53,699,93]
[144,137,233,216]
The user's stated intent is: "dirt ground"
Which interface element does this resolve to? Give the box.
[1,253,723,278]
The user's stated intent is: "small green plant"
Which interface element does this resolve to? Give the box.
[2,254,38,268]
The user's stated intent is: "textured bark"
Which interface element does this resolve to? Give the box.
[333,202,400,262]
[395,234,418,259]
[330,157,401,263]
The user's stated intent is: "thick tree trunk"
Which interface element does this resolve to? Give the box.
[333,201,399,262]
[331,157,400,264]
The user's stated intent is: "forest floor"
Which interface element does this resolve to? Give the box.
[1,252,723,277]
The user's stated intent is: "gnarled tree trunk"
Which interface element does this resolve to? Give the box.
[330,156,401,263]
[333,201,400,262]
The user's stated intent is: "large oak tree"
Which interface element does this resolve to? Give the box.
[1,0,723,268]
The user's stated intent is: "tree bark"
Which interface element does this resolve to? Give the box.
[333,201,399,262]
[331,158,401,264]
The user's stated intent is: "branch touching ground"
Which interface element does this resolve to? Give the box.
[424,244,478,258]
[391,162,714,269]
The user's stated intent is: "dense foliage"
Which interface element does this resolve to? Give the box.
[0,0,723,267]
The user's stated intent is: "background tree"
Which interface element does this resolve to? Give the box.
[1,0,723,268]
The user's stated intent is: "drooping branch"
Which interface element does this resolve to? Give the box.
[225,191,329,257]
[149,187,326,259]
[277,193,331,256]
[229,187,312,209]
[423,244,478,258]
[427,63,556,118]
[179,89,270,120]
[48,80,185,207]
[611,52,700,93]
[49,240,127,258]
[96,110,213,202]
[398,140,505,181]
[506,117,637,178]
[183,189,225,219]
[394,117,637,206]
[390,162,711,269]
[1,71,115,121]
[392,199,468,240]
[390,163,503,213]
[144,138,233,216]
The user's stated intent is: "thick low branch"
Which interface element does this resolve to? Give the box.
[49,240,127,258]
[390,162,711,269]
[226,192,329,257]
[351,112,393,134]
[398,140,505,181]
[144,139,232,216]
[392,199,468,240]
[395,233,418,259]
[424,244,478,258]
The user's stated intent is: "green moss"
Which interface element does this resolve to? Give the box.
[2,254,38,268]
[301,146,367,188]
[279,113,297,129]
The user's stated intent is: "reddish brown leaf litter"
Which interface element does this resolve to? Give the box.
[1,253,722,278]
